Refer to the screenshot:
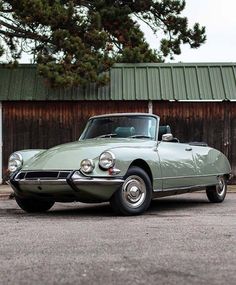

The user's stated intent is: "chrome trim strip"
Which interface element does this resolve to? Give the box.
[15,176,124,186]
[153,173,224,181]
[153,183,216,192]
[69,171,124,187]
[71,170,123,179]
[17,179,68,185]
[72,178,124,185]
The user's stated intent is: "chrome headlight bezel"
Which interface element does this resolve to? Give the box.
[8,152,23,173]
[99,151,115,170]
[80,159,95,174]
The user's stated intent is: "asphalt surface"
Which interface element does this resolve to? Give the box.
[0,193,236,285]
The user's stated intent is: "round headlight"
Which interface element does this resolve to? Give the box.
[8,152,23,173]
[99,151,115,170]
[80,159,95,173]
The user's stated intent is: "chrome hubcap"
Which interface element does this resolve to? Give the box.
[122,175,146,208]
[217,176,226,197]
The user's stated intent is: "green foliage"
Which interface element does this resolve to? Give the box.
[0,0,206,87]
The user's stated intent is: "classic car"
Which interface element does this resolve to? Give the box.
[8,113,231,215]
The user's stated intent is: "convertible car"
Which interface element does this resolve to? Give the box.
[8,113,231,215]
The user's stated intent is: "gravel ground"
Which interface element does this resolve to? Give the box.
[0,192,236,285]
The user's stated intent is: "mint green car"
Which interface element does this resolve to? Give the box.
[8,113,231,215]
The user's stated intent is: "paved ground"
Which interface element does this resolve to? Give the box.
[0,193,236,285]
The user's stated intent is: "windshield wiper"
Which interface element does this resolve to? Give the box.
[129,135,152,139]
[97,133,117,138]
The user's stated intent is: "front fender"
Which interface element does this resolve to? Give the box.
[79,145,161,181]
[9,149,46,171]
[17,149,47,166]
[6,149,47,181]
[108,147,162,190]
[111,147,158,175]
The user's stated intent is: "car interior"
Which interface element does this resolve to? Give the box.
[114,125,179,142]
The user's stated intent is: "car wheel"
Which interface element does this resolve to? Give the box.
[110,166,152,215]
[15,196,55,213]
[206,176,227,203]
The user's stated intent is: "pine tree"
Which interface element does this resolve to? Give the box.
[0,1,206,87]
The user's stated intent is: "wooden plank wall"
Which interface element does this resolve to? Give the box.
[2,101,236,182]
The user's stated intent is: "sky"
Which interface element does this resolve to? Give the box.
[19,0,236,63]
[141,0,236,63]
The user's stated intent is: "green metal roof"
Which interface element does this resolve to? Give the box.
[0,63,236,101]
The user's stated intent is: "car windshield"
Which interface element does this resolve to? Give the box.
[80,115,157,140]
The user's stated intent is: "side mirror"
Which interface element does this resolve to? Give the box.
[162,133,174,142]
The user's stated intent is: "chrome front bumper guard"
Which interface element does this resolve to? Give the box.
[10,170,124,192]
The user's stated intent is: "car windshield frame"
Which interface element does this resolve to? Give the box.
[79,114,159,141]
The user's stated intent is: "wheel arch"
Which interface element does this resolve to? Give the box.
[224,173,232,182]
[129,159,153,187]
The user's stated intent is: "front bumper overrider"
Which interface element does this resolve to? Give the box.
[9,170,124,202]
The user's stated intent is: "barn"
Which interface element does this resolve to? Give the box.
[0,63,236,183]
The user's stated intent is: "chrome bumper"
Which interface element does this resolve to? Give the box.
[71,171,124,186]
[11,170,124,186]
[10,170,124,201]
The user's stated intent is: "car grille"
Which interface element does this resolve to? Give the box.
[15,171,72,180]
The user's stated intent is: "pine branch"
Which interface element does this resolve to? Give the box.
[0,19,49,42]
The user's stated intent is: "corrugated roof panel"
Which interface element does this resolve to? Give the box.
[0,67,12,100]
[97,72,111,100]
[172,67,187,100]
[135,67,149,100]
[122,68,135,100]
[196,67,213,100]
[47,86,60,100]
[98,84,110,100]
[159,67,174,100]
[8,68,25,100]
[146,67,161,100]
[208,67,226,100]
[34,72,48,100]
[110,67,122,100]
[221,66,236,100]
[69,86,79,100]
[59,87,72,100]
[84,83,95,100]
[1,63,236,101]
[183,67,200,100]
[21,66,37,100]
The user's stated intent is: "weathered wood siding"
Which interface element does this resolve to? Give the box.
[2,101,236,182]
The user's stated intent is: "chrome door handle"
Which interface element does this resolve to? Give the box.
[185,147,192,151]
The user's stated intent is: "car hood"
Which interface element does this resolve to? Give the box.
[22,138,155,170]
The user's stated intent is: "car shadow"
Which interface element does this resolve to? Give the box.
[6,193,210,218]
[49,202,113,217]
[43,193,210,218]
[147,195,209,216]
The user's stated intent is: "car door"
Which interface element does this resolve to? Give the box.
[157,142,197,190]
